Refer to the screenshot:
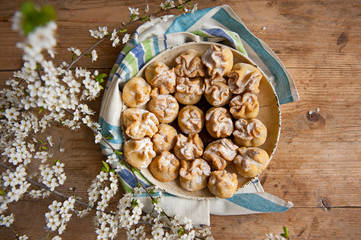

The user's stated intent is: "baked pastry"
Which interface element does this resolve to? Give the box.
[229,92,259,119]
[122,108,159,139]
[203,138,238,170]
[204,76,232,107]
[178,105,204,134]
[201,44,233,78]
[173,133,203,161]
[151,124,177,154]
[207,170,238,198]
[122,77,152,108]
[233,119,267,147]
[205,107,234,138]
[227,63,262,94]
[123,137,156,169]
[148,94,179,123]
[149,151,180,182]
[179,159,211,192]
[174,49,206,78]
[144,61,176,94]
[234,147,270,178]
[174,76,204,105]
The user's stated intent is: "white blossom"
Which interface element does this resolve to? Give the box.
[91,50,98,62]
[122,33,131,44]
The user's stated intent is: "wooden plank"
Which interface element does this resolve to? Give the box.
[1,0,361,239]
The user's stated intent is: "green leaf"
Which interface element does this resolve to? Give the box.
[115,150,123,155]
[120,28,127,33]
[101,166,108,172]
[0,189,5,196]
[177,228,184,236]
[21,2,56,34]
[152,197,159,204]
[102,160,110,172]
[280,226,289,238]
[141,16,149,22]
[38,107,44,113]
[130,14,138,21]
[131,199,139,207]
[95,73,107,83]
[149,189,155,195]
[53,159,59,164]
[137,182,141,188]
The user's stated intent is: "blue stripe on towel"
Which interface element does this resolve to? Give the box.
[131,45,145,69]
[119,169,150,188]
[164,8,213,34]
[153,36,160,55]
[212,8,293,104]
[98,117,124,144]
[227,193,290,212]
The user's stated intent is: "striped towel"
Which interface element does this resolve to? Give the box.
[99,5,296,226]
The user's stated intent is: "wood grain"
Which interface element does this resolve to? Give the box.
[1,0,361,239]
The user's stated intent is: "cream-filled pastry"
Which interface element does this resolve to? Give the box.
[122,108,159,139]
[201,44,233,78]
[174,76,204,105]
[227,63,262,94]
[123,137,156,169]
[229,92,259,119]
[122,77,152,108]
[204,76,232,107]
[144,61,176,94]
[148,94,179,123]
[178,105,204,134]
[173,133,203,161]
[174,49,206,78]
[233,119,267,147]
[234,147,270,178]
[203,138,238,170]
[205,107,234,138]
[179,159,211,192]
[207,170,238,198]
[149,151,180,182]
[151,124,177,154]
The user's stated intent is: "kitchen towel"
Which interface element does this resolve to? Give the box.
[99,5,296,226]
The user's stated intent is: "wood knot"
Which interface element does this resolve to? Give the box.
[305,109,326,129]
[320,197,332,211]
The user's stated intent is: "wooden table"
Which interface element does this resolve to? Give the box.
[1,0,360,239]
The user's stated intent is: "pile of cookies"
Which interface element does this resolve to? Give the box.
[121,44,270,198]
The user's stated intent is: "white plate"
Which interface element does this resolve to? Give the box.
[133,42,281,200]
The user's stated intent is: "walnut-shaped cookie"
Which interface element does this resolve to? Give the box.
[204,76,232,107]
[233,119,267,147]
[123,137,156,169]
[122,77,152,108]
[144,61,176,94]
[179,159,211,192]
[151,124,177,154]
[178,105,204,134]
[203,138,238,170]
[234,147,270,178]
[207,170,238,198]
[173,133,203,161]
[122,108,159,139]
[174,49,206,78]
[229,92,259,119]
[201,44,233,78]
[205,107,234,138]
[227,63,262,94]
[149,151,180,182]
[148,94,179,123]
[174,76,204,105]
